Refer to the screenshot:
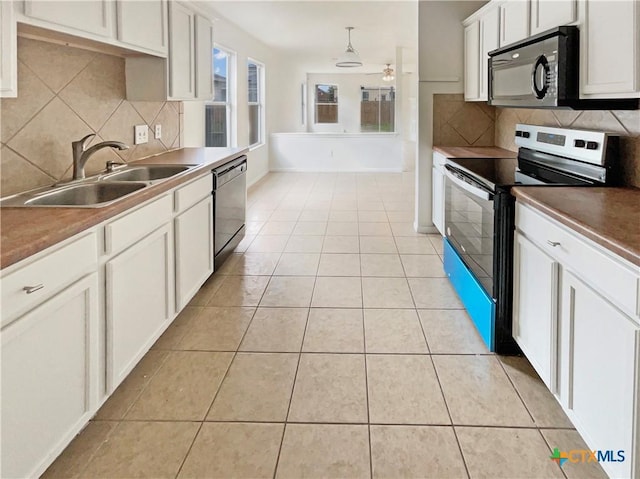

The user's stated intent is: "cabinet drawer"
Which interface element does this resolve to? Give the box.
[105,195,172,255]
[174,174,212,213]
[516,203,639,318]
[1,232,97,326]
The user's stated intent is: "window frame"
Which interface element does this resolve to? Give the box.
[247,58,265,149]
[205,44,236,148]
[314,83,339,124]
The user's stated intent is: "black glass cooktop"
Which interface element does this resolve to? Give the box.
[446,157,519,191]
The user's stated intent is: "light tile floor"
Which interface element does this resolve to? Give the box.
[43,172,607,479]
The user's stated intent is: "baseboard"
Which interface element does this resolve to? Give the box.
[415,223,439,234]
[269,167,404,173]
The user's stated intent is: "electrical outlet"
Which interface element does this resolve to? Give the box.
[154,124,162,139]
[134,125,148,145]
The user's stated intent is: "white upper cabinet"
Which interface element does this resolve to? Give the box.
[23,0,113,38]
[116,0,168,55]
[195,14,214,100]
[479,4,500,100]
[168,1,195,100]
[0,0,17,98]
[464,21,480,101]
[579,0,640,98]
[464,2,500,101]
[499,0,530,46]
[530,0,577,35]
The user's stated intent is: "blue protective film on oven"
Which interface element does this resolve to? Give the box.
[443,238,496,351]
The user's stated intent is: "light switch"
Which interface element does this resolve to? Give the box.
[154,124,162,139]
[134,125,148,145]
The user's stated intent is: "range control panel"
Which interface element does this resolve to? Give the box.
[514,124,614,166]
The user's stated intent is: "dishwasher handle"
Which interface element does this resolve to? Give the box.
[213,156,247,188]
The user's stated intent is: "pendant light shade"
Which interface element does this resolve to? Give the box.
[336,27,363,68]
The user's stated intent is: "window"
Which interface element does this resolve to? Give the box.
[205,46,234,147]
[248,59,264,147]
[360,86,395,132]
[315,84,338,123]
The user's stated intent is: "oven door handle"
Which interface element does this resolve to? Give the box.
[444,165,494,201]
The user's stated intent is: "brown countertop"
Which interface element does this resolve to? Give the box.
[433,146,517,159]
[512,186,640,267]
[1,147,248,270]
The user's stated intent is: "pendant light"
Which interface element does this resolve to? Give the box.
[336,27,363,68]
[382,64,395,82]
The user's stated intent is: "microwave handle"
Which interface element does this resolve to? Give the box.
[444,165,494,201]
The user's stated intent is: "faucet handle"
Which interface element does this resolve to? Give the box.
[74,133,96,151]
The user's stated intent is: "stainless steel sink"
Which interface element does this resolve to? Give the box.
[100,164,194,182]
[19,182,147,207]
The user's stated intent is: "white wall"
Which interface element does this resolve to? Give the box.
[415,0,483,233]
[270,133,402,172]
[183,7,278,186]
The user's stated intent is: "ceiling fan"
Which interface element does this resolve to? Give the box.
[365,64,395,82]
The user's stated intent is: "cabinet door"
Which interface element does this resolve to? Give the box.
[106,224,173,391]
[559,271,639,479]
[168,1,195,100]
[431,166,445,236]
[512,233,559,390]
[195,14,214,100]
[500,1,530,47]
[116,0,167,55]
[1,274,99,479]
[530,0,576,35]
[175,196,214,310]
[464,21,480,101]
[23,0,113,37]
[0,0,17,97]
[580,0,639,97]
[479,6,500,101]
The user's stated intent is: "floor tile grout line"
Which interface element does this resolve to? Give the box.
[89,416,579,430]
[79,348,174,477]
[272,302,312,479]
[495,356,538,425]
[174,304,264,477]
[538,428,571,479]
[424,349,472,479]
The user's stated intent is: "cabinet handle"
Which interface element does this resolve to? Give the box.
[547,240,561,247]
[23,284,44,294]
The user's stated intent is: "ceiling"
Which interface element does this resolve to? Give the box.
[202,1,418,72]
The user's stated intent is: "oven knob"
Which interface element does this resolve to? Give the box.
[515,130,523,137]
[522,131,530,138]
[574,139,586,148]
[586,141,599,150]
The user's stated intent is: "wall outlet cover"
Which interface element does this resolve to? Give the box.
[134,124,148,145]
[154,124,162,139]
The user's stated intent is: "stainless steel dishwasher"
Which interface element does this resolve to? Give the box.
[213,156,247,269]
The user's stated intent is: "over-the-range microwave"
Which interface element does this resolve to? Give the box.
[487,26,639,110]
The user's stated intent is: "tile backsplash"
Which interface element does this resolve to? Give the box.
[1,38,182,197]
[433,94,495,147]
[495,108,640,188]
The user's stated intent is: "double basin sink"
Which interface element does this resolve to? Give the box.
[1,165,196,207]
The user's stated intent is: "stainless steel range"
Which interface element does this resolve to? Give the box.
[443,124,620,353]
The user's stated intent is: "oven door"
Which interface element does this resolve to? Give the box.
[444,165,495,297]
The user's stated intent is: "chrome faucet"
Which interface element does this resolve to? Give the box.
[72,134,129,180]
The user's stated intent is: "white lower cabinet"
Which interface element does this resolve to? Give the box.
[512,232,558,391]
[431,165,445,236]
[1,273,99,479]
[560,271,639,479]
[514,202,640,479]
[175,195,214,311]
[106,223,173,391]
